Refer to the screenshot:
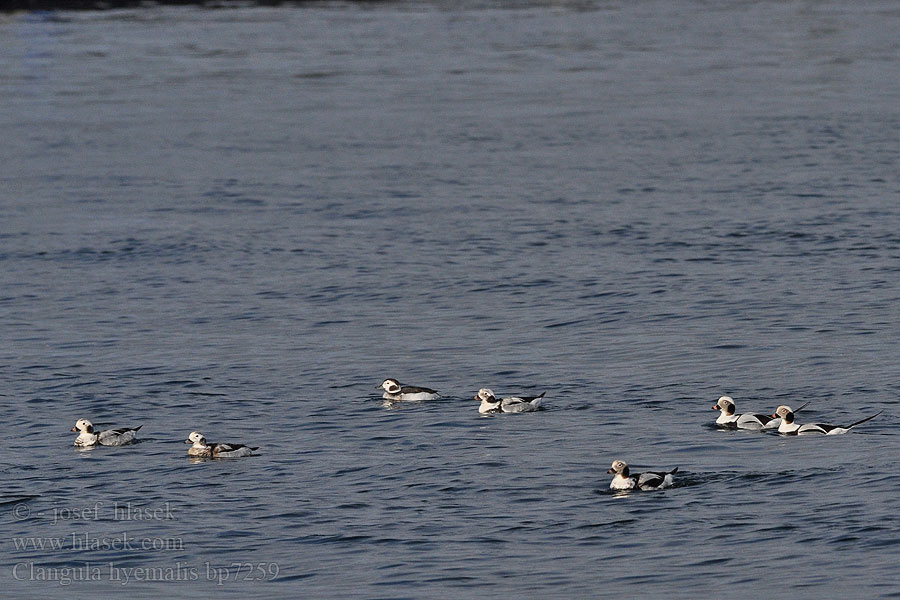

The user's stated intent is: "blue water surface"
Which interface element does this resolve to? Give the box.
[2,1,900,598]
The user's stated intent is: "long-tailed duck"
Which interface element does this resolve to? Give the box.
[475,388,544,413]
[713,396,808,430]
[772,406,882,435]
[185,431,258,458]
[378,379,440,401]
[607,460,677,491]
[72,419,141,447]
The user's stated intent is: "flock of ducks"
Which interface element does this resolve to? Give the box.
[71,419,257,458]
[380,382,882,491]
[379,378,546,413]
[70,382,883,489]
[713,396,882,435]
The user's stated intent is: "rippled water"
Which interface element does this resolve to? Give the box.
[2,1,900,597]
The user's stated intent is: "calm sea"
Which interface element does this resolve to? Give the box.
[2,1,900,598]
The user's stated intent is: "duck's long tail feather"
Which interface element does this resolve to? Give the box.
[848,411,882,429]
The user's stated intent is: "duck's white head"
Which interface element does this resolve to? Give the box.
[379,379,401,394]
[185,431,207,446]
[475,388,497,402]
[72,419,94,434]
[713,396,735,414]
[608,460,630,477]
[773,405,795,423]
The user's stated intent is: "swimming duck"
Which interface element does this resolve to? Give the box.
[475,388,544,413]
[772,406,882,435]
[72,419,141,447]
[185,431,258,458]
[378,379,440,401]
[607,460,677,491]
